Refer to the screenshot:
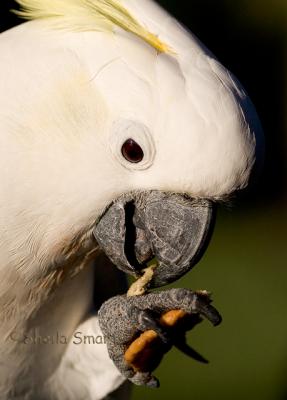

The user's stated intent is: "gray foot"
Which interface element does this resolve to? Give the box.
[98,288,221,387]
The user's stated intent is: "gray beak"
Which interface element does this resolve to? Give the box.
[93,191,215,287]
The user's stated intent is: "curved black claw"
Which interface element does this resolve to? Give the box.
[136,309,172,345]
[195,297,222,327]
[174,340,209,364]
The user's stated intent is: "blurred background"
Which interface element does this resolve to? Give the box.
[1,1,287,399]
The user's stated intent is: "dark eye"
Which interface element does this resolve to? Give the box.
[121,138,144,163]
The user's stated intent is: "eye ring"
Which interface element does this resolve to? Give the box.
[121,138,144,163]
[109,119,155,171]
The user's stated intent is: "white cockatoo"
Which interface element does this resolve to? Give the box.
[0,0,263,399]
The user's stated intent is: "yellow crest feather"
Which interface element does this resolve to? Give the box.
[14,0,172,54]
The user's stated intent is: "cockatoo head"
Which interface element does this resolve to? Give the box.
[88,1,263,287]
[12,0,263,287]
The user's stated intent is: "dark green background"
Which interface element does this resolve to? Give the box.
[1,1,286,399]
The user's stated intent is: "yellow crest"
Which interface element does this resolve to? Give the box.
[14,0,172,54]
